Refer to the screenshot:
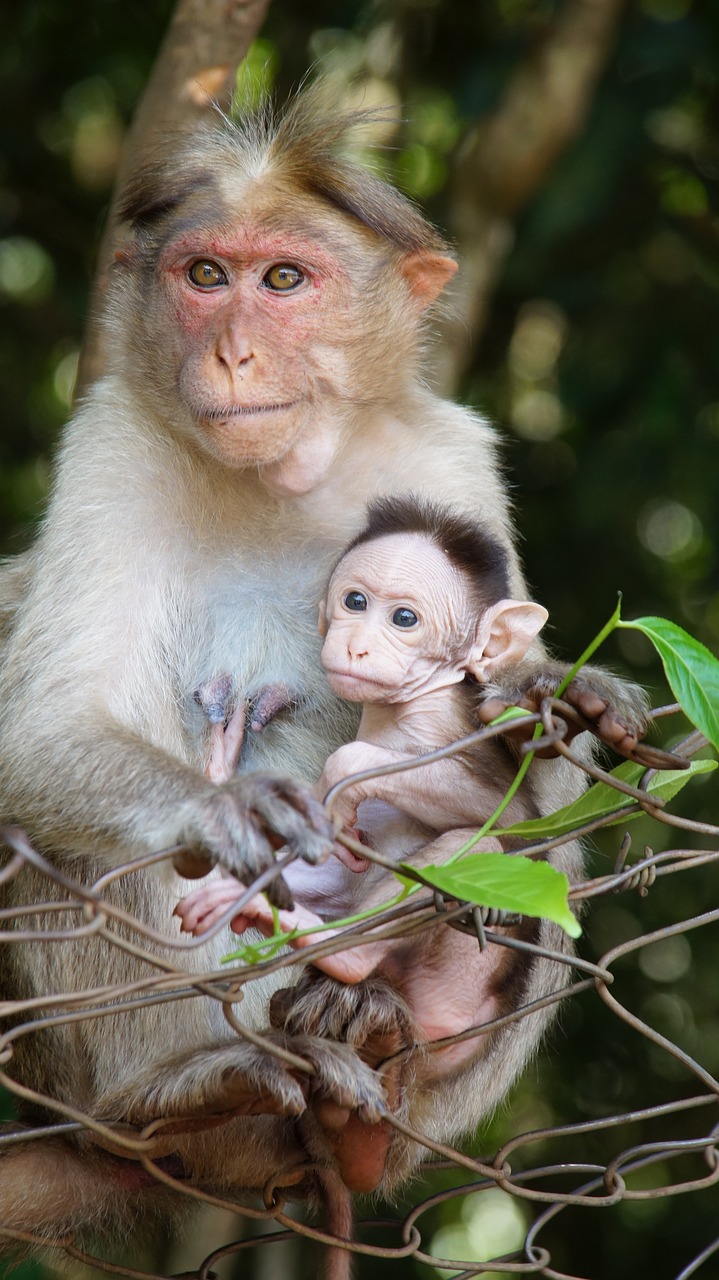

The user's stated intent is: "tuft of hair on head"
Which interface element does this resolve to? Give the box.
[341,495,512,610]
[118,78,453,259]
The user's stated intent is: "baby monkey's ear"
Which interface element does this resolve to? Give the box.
[318,599,329,637]
[466,600,548,682]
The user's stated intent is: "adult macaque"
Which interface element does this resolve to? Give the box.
[0,87,648,1265]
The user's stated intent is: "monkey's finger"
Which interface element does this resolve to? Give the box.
[185,787,295,908]
[313,1097,352,1130]
[269,985,297,1028]
[628,741,691,770]
[595,710,638,751]
[294,1037,388,1121]
[564,685,611,723]
[475,696,512,725]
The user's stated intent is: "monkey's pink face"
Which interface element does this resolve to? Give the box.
[154,218,369,469]
[320,533,472,703]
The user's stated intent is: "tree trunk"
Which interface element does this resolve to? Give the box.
[434,0,626,396]
[77,0,272,393]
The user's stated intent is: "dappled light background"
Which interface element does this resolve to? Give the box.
[1,1,719,1277]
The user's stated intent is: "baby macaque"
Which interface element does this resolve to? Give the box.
[177,497,564,1090]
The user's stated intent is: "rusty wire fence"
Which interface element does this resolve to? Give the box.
[0,700,718,1279]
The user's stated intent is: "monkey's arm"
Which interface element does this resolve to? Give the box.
[318,740,515,830]
[0,716,333,905]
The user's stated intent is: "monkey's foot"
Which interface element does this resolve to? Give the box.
[105,1040,310,1125]
[271,974,418,1193]
[271,971,418,1062]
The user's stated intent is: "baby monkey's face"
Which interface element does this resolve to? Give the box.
[320,532,472,704]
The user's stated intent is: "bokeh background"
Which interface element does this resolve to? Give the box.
[1,1,719,1276]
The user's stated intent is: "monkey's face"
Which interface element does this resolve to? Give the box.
[128,189,433,475]
[320,533,472,704]
[159,231,344,468]
[119,158,456,484]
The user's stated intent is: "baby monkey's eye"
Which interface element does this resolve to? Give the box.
[187,260,228,289]
[344,591,367,612]
[262,264,305,292]
[392,607,419,628]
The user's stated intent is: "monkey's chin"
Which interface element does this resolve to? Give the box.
[195,402,304,467]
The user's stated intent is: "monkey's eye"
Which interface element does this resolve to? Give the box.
[187,260,228,290]
[392,607,419,628]
[262,264,305,292]
[343,591,367,612]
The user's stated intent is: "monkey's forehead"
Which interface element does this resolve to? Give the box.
[159,184,380,264]
[328,534,467,606]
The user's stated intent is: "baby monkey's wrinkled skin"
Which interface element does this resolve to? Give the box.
[177,497,568,1198]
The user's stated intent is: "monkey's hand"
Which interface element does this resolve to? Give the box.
[476,661,679,767]
[174,774,335,908]
[271,971,419,1192]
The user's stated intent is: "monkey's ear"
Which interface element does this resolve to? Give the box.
[318,599,329,637]
[466,600,548,681]
[401,252,458,308]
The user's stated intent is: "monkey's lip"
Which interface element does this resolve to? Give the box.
[324,669,391,692]
[199,401,300,422]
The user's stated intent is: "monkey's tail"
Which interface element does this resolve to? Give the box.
[316,1165,355,1280]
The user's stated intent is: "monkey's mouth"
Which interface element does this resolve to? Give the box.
[200,402,299,422]
[324,669,390,692]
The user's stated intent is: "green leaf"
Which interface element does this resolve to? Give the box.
[619,616,719,751]
[414,853,580,938]
[497,758,717,840]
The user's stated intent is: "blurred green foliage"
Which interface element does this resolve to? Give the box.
[1,1,719,1277]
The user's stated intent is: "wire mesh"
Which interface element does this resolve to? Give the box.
[0,701,717,1279]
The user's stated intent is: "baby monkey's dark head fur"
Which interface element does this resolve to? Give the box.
[343,494,512,615]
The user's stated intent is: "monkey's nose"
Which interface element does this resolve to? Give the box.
[215,325,254,374]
